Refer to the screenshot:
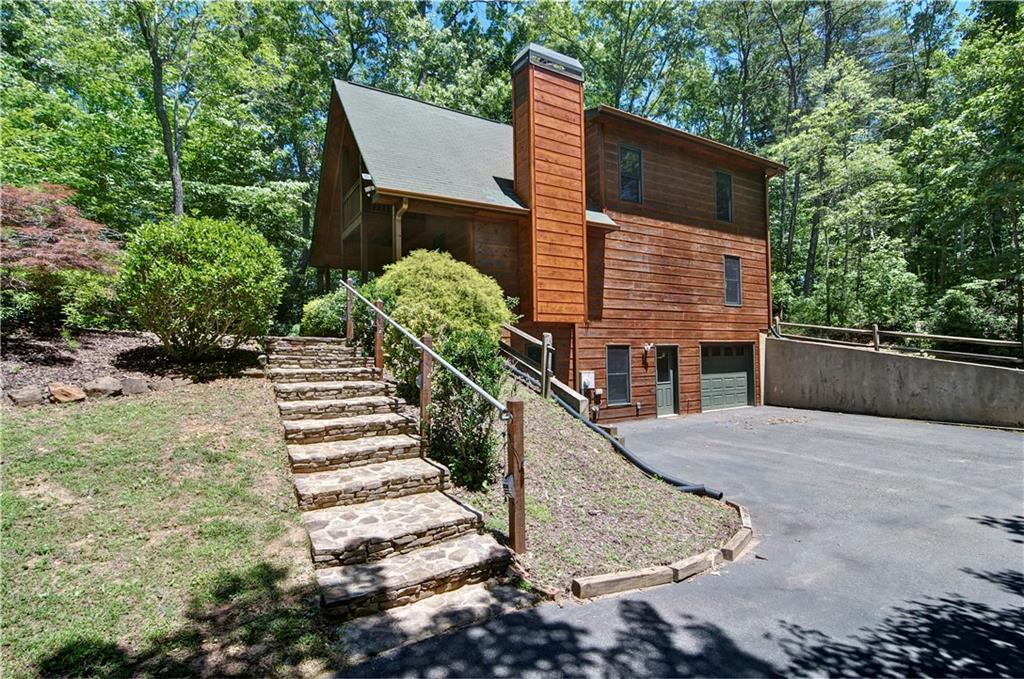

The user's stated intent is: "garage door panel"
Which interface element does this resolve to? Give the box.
[700,344,753,411]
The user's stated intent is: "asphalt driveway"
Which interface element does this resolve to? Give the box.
[345,406,1023,677]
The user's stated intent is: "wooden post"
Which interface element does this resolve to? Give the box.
[773,315,781,335]
[872,324,880,351]
[374,299,384,370]
[345,283,354,341]
[506,399,526,554]
[420,334,432,438]
[540,332,552,398]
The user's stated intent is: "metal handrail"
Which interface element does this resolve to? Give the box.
[341,278,511,420]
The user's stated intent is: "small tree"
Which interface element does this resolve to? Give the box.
[1,184,120,329]
[120,217,284,358]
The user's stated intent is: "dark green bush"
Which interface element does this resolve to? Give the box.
[427,330,507,490]
[356,250,514,489]
[59,270,128,330]
[300,289,348,337]
[373,250,515,391]
[120,217,285,358]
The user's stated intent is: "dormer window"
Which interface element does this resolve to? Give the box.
[619,145,642,203]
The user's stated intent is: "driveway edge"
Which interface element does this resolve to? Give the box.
[571,500,754,599]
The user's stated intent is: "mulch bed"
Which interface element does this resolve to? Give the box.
[1,330,261,393]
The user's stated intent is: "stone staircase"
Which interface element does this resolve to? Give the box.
[266,335,532,658]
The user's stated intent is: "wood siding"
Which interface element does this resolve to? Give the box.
[513,65,587,324]
[577,119,771,422]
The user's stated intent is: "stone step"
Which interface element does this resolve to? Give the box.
[293,457,447,511]
[267,335,350,348]
[269,354,373,369]
[303,491,475,568]
[278,395,404,421]
[274,380,393,402]
[283,412,416,444]
[270,367,380,383]
[339,583,537,663]
[288,435,421,473]
[317,532,511,619]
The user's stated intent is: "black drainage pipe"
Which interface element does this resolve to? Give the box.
[549,392,724,500]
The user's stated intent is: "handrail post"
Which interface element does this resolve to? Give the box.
[374,299,384,370]
[506,399,525,554]
[872,323,880,351]
[346,282,354,341]
[420,334,432,439]
[540,332,552,398]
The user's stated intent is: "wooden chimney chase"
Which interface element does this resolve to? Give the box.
[512,44,587,324]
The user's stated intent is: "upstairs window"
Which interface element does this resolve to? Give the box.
[606,345,631,405]
[715,171,733,222]
[724,255,742,306]
[619,146,642,203]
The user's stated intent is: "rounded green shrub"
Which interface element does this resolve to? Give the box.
[120,217,285,358]
[300,289,348,337]
[373,249,515,389]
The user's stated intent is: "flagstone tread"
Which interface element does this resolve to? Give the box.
[303,491,477,562]
[339,583,538,662]
[317,532,512,615]
[278,395,403,420]
[288,434,421,472]
[274,380,393,401]
[270,367,381,383]
[292,457,447,510]
[282,412,416,443]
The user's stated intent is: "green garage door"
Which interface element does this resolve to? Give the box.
[700,344,754,411]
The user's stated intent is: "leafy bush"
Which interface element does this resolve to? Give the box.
[120,217,285,358]
[0,184,122,332]
[929,278,1017,341]
[373,250,515,391]
[358,250,515,489]
[300,289,348,337]
[59,270,128,330]
[427,330,506,490]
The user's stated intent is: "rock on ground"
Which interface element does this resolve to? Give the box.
[48,383,87,403]
[83,376,123,397]
[8,385,45,406]
[120,377,149,395]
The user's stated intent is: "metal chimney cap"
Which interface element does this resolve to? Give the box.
[512,43,584,82]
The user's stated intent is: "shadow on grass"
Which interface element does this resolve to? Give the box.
[36,562,342,678]
[113,345,261,383]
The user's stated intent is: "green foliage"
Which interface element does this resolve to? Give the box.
[427,330,507,491]
[299,289,348,337]
[120,217,285,358]
[372,250,515,391]
[929,279,1018,341]
[58,271,129,331]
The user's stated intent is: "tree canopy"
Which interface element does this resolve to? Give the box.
[2,0,1020,338]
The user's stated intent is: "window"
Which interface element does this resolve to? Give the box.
[724,255,742,306]
[715,171,733,222]
[619,146,642,203]
[606,345,631,405]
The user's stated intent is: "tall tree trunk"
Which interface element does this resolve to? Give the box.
[803,156,824,296]
[135,3,184,216]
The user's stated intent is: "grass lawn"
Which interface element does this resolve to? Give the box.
[454,381,741,595]
[1,378,343,677]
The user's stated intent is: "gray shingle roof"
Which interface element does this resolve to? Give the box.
[333,80,615,227]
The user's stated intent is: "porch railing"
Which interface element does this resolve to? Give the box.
[500,323,589,418]
[341,279,526,553]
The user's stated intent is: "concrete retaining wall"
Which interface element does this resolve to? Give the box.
[765,338,1024,428]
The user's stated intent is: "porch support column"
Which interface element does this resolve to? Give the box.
[392,197,409,263]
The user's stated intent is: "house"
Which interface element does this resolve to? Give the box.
[309,44,785,422]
